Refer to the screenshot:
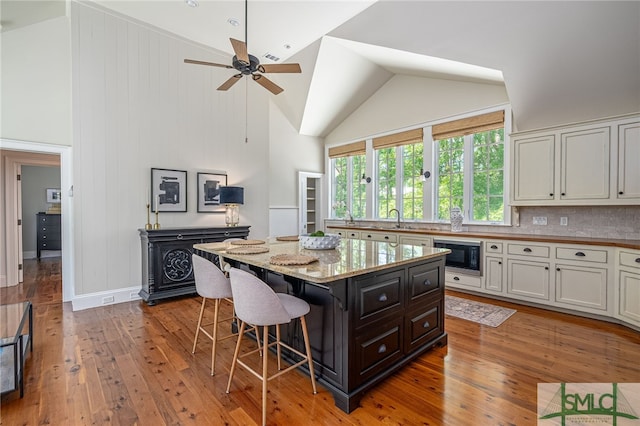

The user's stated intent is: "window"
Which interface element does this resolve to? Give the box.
[435,128,505,223]
[329,141,366,219]
[373,128,424,220]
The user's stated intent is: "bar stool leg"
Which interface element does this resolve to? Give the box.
[192,297,206,353]
[226,321,246,394]
[211,299,221,375]
[300,315,317,394]
[262,325,269,426]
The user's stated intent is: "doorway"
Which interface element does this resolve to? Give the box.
[1,139,73,302]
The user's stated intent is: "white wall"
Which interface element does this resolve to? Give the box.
[0,16,72,145]
[69,2,269,297]
[325,74,509,145]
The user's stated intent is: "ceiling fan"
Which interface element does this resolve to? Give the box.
[183,0,301,95]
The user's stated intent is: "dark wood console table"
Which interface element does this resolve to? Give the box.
[138,226,250,305]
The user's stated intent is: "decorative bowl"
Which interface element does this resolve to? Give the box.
[299,233,341,250]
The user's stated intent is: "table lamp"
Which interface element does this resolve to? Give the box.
[219,186,244,227]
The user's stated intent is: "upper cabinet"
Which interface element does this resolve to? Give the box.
[511,114,640,206]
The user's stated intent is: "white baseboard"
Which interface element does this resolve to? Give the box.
[23,251,37,260]
[71,286,142,311]
[0,274,6,287]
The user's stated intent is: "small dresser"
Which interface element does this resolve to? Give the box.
[36,213,61,259]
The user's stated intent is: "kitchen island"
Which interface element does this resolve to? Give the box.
[193,238,449,413]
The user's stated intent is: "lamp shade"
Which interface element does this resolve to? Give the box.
[219,186,244,205]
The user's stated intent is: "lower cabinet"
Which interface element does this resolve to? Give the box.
[484,256,504,293]
[507,259,551,301]
[555,263,609,313]
[617,249,640,328]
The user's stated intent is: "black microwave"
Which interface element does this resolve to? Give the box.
[434,239,482,275]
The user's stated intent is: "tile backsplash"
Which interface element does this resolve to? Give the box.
[512,206,640,240]
[327,205,640,240]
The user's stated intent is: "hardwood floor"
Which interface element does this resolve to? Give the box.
[2,258,639,425]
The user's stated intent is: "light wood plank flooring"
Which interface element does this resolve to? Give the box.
[1,258,639,425]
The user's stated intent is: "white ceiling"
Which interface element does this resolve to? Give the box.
[3,1,639,137]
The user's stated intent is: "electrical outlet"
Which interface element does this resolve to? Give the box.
[533,216,547,225]
[102,296,114,304]
[560,217,568,226]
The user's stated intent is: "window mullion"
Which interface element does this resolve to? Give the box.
[463,134,474,221]
[396,146,403,216]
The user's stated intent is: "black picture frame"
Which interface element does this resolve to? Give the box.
[197,172,227,213]
[151,168,187,212]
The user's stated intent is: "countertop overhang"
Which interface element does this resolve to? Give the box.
[193,239,449,284]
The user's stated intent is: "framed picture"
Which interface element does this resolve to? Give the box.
[151,168,187,212]
[46,188,62,204]
[197,172,227,213]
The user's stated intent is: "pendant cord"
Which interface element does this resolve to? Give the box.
[245,78,248,143]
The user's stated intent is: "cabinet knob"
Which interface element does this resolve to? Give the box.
[423,279,431,286]
[453,276,460,281]
[619,191,624,195]
[42,235,47,239]
[575,252,586,257]
[498,261,502,265]
[549,193,554,197]
[561,192,566,196]
[378,293,388,302]
[556,267,561,271]
[635,258,640,263]
[545,266,549,270]
[367,235,372,238]
[224,231,230,236]
[378,344,387,354]
[490,245,498,249]
[384,236,389,240]
[177,234,183,240]
[523,248,532,253]
[423,321,430,329]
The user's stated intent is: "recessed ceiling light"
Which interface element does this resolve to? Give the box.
[284,44,291,50]
[185,0,198,7]
[228,18,240,27]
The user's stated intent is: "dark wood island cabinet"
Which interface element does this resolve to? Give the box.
[138,226,250,304]
[194,239,448,412]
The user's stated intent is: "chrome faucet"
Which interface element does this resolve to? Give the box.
[389,208,401,228]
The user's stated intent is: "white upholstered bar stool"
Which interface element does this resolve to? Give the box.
[191,254,260,376]
[226,267,317,426]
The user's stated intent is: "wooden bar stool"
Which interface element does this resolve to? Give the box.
[226,267,317,426]
[191,254,260,376]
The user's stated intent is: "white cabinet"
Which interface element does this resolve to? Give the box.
[555,264,609,312]
[617,122,640,200]
[511,114,639,205]
[484,256,504,293]
[508,258,551,301]
[559,127,610,200]
[445,271,482,290]
[512,134,555,202]
[616,249,640,328]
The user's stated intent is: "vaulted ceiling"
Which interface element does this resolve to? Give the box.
[3,1,639,137]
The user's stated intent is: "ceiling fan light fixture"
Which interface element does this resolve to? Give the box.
[185,0,199,8]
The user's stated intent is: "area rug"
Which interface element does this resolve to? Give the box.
[445,295,516,327]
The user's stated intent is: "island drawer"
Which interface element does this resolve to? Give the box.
[355,270,403,326]
[407,262,442,307]
[556,247,608,263]
[360,231,398,243]
[353,317,403,386]
[405,301,442,354]
[485,241,504,254]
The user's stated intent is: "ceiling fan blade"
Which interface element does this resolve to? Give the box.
[252,74,284,95]
[259,63,302,74]
[230,38,249,64]
[184,59,233,69]
[218,74,243,91]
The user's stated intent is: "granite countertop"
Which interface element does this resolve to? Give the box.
[193,239,449,284]
[326,225,640,250]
